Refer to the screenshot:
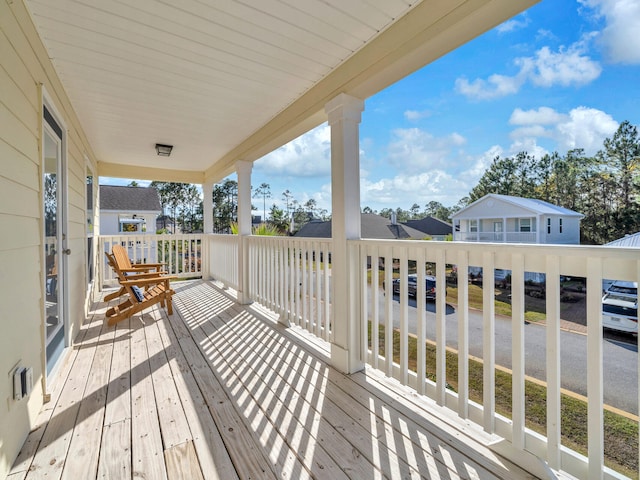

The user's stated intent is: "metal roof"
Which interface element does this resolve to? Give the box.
[606,232,640,248]
[452,194,584,219]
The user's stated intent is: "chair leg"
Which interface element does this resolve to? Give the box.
[104,286,126,302]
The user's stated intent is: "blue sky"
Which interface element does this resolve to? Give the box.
[104,0,640,216]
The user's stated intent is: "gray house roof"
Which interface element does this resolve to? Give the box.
[452,193,583,219]
[606,232,640,247]
[99,185,162,212]
[295,213,427,240]
[403,216,452,236]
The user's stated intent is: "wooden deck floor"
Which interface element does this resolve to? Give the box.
[10,280,536,479]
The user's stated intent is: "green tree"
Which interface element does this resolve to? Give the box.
[211,179,237,232]
[253,183,271,222]
[282,189,294,217]
[268,204,289,233]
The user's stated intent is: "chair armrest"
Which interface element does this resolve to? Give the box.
[120,276,177,287]
[124,271,170,279]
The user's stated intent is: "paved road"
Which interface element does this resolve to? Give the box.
[372,288,638,415]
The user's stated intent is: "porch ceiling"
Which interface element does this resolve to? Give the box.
[25,0,538,183]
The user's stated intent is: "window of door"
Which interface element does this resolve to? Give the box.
[43,103,67,375]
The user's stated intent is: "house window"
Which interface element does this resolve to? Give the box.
[469,219,478,232]
[519,218,531,232]
[559,218,563,233]
[547,218,551,234]
[119,217,145,233]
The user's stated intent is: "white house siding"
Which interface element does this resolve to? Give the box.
[543,215,581,244]
[0,2,98,477]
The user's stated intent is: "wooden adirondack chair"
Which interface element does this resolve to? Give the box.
[104,252,175,326]
[104,244,167,302]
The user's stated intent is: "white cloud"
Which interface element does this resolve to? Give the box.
[580,0,640,64]
[455,73,525,100]
[455,39,601,100]
[555,106,619,153]
[386,128,466,172]
[404,109,431,121]
[255,124,331,177]
[508,106,618,155]
[497,13,530,34]
[361,171,470,208]
[510,107,566,125]
[519,42,601,87]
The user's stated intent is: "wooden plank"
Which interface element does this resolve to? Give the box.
[61,321,114,479]
[9,304,103,477]
[197,294,400,479]
[226,299,506,480]
[130,312,168,480]
[349,368,533,479]
[24,314,104,479]
[97,419,132,480]
[167,302,276,479]
[175,290,313,478]
[155,306,239,480]
[144,310,192,449]
[223,307,443,479]
[103,317,132,425]
[164,441,204,480]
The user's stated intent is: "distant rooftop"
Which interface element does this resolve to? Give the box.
[606,232,640,248]
[99,185,162,212]
[295,213,427,240]
[453,194,584,218]
[403,216,452,236]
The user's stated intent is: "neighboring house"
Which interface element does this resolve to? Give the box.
[452,194,583,244]
[403,216,452,241]
[295,213,427,240]
[99,185,162,235]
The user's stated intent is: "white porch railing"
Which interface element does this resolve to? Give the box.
[207,234,240,290]
[455,231,538,243]
[353,239,639,480]
[246,236,333,342]
[98,233,638,479]
[99,234,203,286]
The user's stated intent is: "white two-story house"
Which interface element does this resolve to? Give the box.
[452,194,583,244]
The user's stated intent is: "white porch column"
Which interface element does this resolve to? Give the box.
[326,93,364,374]
[202,181,214,234]
[201,181,214,280]
[236,160,252,304]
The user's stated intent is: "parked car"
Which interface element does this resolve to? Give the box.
[602,281,637,334]
[391,274,439,300]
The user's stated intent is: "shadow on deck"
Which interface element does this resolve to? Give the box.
[10,280,532,479]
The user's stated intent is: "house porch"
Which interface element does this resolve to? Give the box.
[9,280,540,480]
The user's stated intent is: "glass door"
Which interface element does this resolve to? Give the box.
[43,105,66,375]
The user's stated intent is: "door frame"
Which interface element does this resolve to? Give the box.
[41,88,70,387]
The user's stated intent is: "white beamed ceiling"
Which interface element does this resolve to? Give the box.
[24,0,538,182]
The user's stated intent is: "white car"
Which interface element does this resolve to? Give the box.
[602,281,637,334]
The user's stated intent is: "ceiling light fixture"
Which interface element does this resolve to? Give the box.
[155,143,173,156]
